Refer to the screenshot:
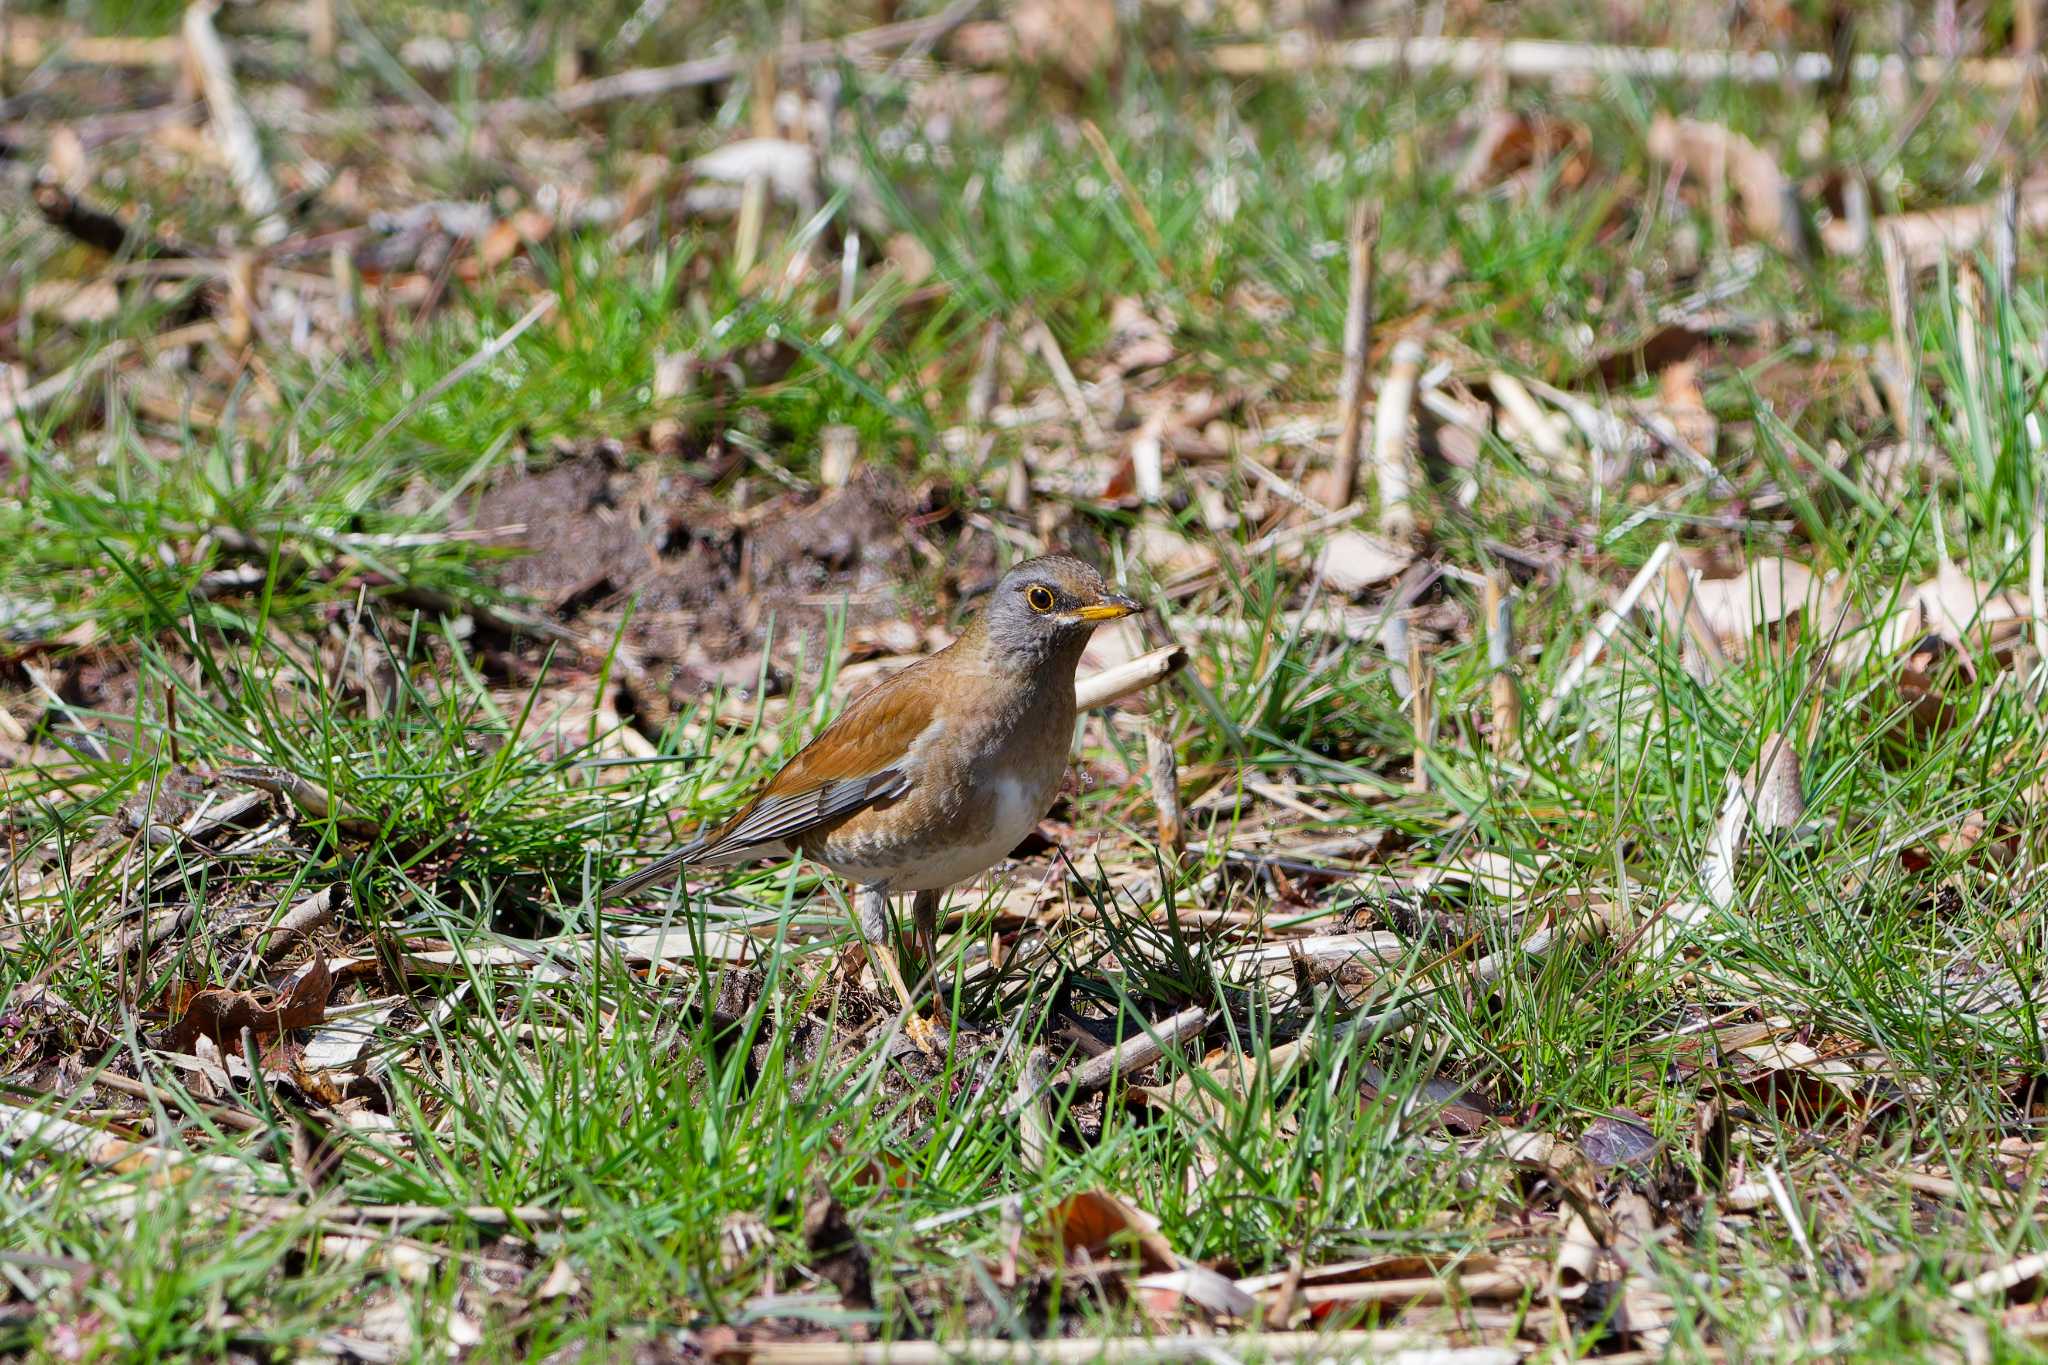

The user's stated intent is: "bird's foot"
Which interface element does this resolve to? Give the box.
[900,1011,946,1060]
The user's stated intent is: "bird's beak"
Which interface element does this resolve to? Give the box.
[1070,593,1144,622]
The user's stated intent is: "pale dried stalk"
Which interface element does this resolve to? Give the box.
[1485,570,1519,756]
[1055,1005,1210,1092]
[1145,714,1184,855]
[183,0,285,244]
[1878,227,1922,455]
[1208,33,2028,89]
[1032,320,1108,448]
[1373,338,1424,540]
[1014,1050,1052,1174]
[1325,203,1379,509]
[1074,644,1186,711]
[1956,263,1985,409]
[729,1331,1513,1363]
[1407,637,1431,793]
[1489,370,1569,469]
[1537,541,1675,728]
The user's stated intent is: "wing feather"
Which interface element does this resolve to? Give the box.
[602,658,944,900]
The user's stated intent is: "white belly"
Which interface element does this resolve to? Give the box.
[821,773,1052,893]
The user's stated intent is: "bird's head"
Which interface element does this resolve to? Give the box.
[977,554,1143,665]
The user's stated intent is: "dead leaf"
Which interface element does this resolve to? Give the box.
[1105,296,1174,375]
[1825,181,2048,271]
[1308,530,1412,597]
[1038,1189,1178,1274]
[162,957,331,1053]
[1746,730,1806,831]
[1647,114,1798,253]
[1010,0,1117,83]
[1134,1265,1255,1323]
[1650,556,1820,652]
[1653,360,1716,456]
[1580,1111,1660,1169]
[1910,562,2029,657]
[1456,109,1592,193]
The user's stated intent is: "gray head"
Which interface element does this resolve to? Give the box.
[969,554,1143,669]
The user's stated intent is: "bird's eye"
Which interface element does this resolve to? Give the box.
[1026,585,1056,613]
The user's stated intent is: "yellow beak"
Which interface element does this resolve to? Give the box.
[1070,593,1143,622]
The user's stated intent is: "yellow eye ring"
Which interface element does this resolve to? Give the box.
[1026,585,1056,613]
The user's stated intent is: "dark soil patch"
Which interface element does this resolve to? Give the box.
[473,449,937,704]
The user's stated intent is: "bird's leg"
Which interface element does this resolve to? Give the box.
[911,888,942,995]
[851,883,918,1015]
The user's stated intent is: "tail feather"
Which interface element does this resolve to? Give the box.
[600,841,703,901]
[601,837,790,900]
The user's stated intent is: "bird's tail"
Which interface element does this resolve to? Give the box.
[600,840,705,901]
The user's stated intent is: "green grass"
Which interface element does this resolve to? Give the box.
[8,0,2048,1360]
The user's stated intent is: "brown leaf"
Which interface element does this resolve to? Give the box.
[1745,730,1806,831]
[1133,1265,1254,1324]
[1910,562,2030,657]
[1647,115,1797,252]
[1651,556,1820,652]
[1104,296,1174,375]
[163,957,331,1053]
[1037,1189,1178,1274]
[1580,1111,1660,1169]
[1455,109,1592,193]
[1308,530,1412,597]
[1010,0,1117,83]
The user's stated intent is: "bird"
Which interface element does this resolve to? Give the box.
[603,554,1143,1010]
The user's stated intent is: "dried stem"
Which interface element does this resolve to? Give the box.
[1373,337,1424,540]
[1325,203,1379,509]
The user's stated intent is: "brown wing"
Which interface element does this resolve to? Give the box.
[602,658,949,901]
[692,656,948,856]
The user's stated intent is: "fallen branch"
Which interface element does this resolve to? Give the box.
[1075,644,1187,710]
[1055,1005,1212,1092]
[545,0,982,115]
[183,0,286,244]
[1373,338,1424,540]
[721,1331,1517,1363]
[1211,33,2028,90]
[1324,203,1378,509]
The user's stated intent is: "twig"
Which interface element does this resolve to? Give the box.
[1536,541,1675,728]
[1031,320,1108,448]
[0,321,218,422]
[1209,33,2029,88]
[1488,370,1570,470]
[1054,1005,1211,1093]
[89,1071,267,1135]
[1485,569,1519,756]
[723,1333,1512,1363]
[183,0,285,244]
[253,887,338,961]
[1145,715,1184,856]
[1407,637,1431,792]
[1373,338,1424,539]
[545,3,982,114]
[1325,203,1379,510]
[1075,644,1187,711]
